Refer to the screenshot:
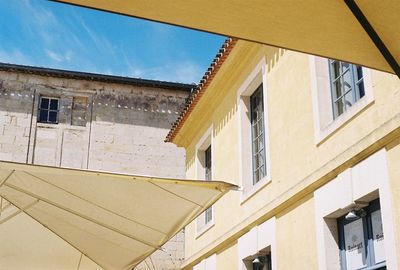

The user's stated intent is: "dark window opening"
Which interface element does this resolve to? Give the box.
[38,97,59,124]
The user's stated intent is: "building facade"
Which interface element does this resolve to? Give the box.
[0,63,191,270]
[167,39,400,269]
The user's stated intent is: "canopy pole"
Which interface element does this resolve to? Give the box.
[344,0,400,79]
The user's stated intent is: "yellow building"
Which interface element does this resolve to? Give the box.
[166,39,400,270]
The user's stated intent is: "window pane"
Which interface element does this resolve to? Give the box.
[335,98,344,117]
[344,91,354,109]
[50,99,59,110]
[342,70,353,94]
[371,209,385,264]
[332,61,340,80]
[356,66,363,81]
[49,111,58,123]
[205,207,212,223]
[250,85,266,184]
[341,62,350,74]
[333,79,343,99]
[39,110,48,122]
[344,218,367,269]
[40,98,49,109]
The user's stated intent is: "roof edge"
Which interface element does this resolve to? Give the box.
[165,38,238,143]
[0,62,194,91]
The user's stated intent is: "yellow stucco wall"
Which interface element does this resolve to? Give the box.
[176,39,400,269]
[386,140,400,268]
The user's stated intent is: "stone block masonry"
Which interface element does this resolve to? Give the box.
[0,63,193,270]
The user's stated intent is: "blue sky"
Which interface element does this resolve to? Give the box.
[0,0,225,83]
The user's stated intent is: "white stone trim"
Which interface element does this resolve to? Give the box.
[236,57,272,202]
[193,254,217,270]
[314,149,398,269]
[309,56,374,144]
[237,217,277,270]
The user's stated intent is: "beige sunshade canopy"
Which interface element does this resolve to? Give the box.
[52,0,400,76]
[0,161,236,270]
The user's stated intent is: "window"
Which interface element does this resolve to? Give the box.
[237,58,271,201]
[38,97,59,124]
[252,253,272,270]
[204,145,212,224]
[329,60,365,119]
[238,217,276,270]
[338,199,386,270]
[250,85,266,184]
[195,128,214,235]
[309,56,373,143]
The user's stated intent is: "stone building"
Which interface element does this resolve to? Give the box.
[0,62,192,270]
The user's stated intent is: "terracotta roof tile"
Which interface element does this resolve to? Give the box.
[165,38,238,143]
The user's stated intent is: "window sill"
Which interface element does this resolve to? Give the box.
[195,220,215,239]
[240,176,271,204]
[315,96,374,145]
[36,122,88,130]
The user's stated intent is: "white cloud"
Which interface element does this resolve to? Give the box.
[46,50,63,62]
[45,50,74,63]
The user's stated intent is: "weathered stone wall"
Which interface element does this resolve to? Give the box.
[0,68,189,270]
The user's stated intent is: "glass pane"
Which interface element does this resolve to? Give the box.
[50,99,59,110]
[371,210,385,264]
[205,207,212,223]
[39,110,48,122]
[40,98,49,109]
[49,111,58,123]
[344,218,367,269]
[335,98,344,117]
[358,81,365,99]
[344,91,354,109]
[342,69,353,94]
[341,62,350,74]
[356,66,363,81]
[331,61,340,80]
[334,79,343,99]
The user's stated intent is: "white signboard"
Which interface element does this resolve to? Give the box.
[344,219,367,269]
[371,210,385,264]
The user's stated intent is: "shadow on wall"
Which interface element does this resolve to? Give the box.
[266,47,286,73]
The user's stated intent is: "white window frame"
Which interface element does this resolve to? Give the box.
[314,149,398,270]
[309,56,374,144]
[237,217,277,270]
[195,125,215,236]
[237,57,272,203]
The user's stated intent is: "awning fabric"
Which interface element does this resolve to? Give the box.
[52,0,399,75]
[0,161,236,270]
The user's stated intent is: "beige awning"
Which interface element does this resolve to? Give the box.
[52,0,400,76]
[0,161,236,270]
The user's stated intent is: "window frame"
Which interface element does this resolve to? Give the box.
[237,58,271,203]
[314,150,398,270]
[250,85,267,185]
[337,199,386,270]
[328,60,365,119]
[309,56,374,144]
[195,126,215,236]
[38,96,60,124]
